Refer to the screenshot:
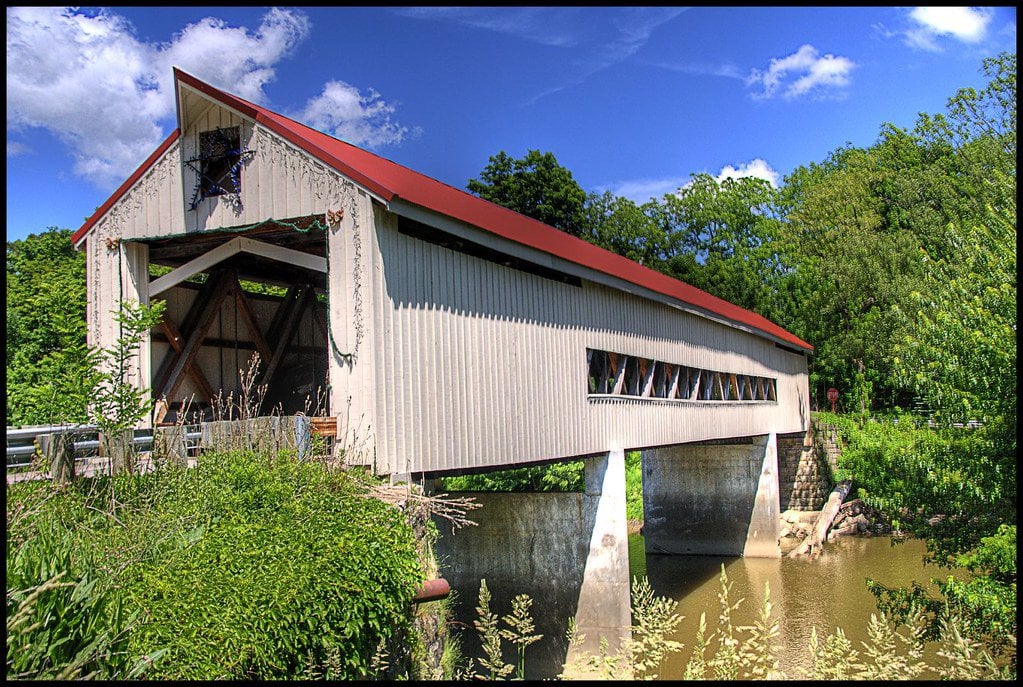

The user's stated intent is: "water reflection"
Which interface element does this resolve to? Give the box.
[630,534,960,679]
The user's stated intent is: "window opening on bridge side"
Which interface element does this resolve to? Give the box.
[742,374,756,400]
[684,367,699,400]
[184,126,254,211]
[711,371,725,401]
[653,362,669,398]
[700,370,715,400]
[587,349,611,394]
[397,216,582,288]
[585,348,777,403]
[668,364,682,398]
[624,356,641,396]
[639,359,652,396]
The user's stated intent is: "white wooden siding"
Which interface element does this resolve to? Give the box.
[91,104,361,243]
[82,93,808,467]
[340,207,809,476]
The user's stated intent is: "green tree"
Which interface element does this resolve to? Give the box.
[778,143,929,411]
[468,150,588,237]
[580,190,666,267]
[442,460,584,493]
[88,300,167,476]
[777,52,1016,413]
[833,52,1016,663]
[6,228,94,425]
[650,173,794,323]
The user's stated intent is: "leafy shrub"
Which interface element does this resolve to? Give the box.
[439,451,646,521]
[624,451,643,521]
[441,460,584,492]
[6,478,150,679]
[820,411,1016,663]
[6,450,424,680]
[6,228,93,426]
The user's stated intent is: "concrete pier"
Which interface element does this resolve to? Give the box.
[642,433,781,558]
[570,449,632,657]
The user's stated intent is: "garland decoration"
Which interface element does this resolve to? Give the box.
[185,127,255,211]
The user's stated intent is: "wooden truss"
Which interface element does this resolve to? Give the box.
[586,348,777,402]
[149,236,327,408]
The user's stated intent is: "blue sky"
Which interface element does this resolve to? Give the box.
[6,6,1017,242]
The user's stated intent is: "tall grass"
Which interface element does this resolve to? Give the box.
[455,565,1014,680]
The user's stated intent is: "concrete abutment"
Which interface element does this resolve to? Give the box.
[432,449,631,679]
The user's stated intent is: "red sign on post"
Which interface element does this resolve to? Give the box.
[827,387,839,412]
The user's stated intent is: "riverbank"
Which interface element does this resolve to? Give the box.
[626,506,890,550]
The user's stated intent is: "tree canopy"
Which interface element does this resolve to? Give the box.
[6,228,94,426]
[468,149,589,237]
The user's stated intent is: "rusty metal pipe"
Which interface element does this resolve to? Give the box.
[412,578,450,604]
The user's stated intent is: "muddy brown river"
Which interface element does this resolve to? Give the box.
[630,533,966,679]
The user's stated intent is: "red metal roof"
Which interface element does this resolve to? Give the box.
[74,68,812,352]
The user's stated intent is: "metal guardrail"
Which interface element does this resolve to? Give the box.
[6,424,202,471]
[7,416,314,480]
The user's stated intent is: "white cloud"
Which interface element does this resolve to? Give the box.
[641,59,746,80]
[746,44,855,100]
[606,8,690,65]
[904,7,993,51]
[6,141,32,157]
[606,158,780,203]
[154,8,311,104]
[6,7,308,188]
[392,7,582,47]
[7,7,163,187]
[6,7,412,190]
[606,176,692,203]
[293,80,419,148]
[714,159,781,187]
[398,7,687,107]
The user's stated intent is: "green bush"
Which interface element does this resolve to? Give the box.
[6,450,424,680]
[819,411,1016,663]
[6,477,149,679]
[624,451,643,521]
[441,460,584,492]
[438,451,646,521]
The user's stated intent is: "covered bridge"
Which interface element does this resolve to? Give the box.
[74,68,812,480]
[75,69,817,663]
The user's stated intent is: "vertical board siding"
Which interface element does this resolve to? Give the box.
[358,211,809,475]
[92,107,344,244]
[101,107,360,243]
[90,143,185,242]
[87,94,807,466]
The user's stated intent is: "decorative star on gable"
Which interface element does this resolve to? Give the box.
[184,126,255,211]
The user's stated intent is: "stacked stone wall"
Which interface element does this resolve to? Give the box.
[777,418,841,511]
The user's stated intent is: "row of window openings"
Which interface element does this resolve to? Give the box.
[586,349,777,402]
